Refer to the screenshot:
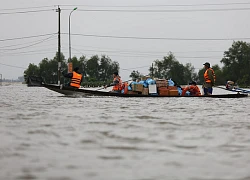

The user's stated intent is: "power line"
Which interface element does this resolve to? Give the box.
[64,33,250,41]
[60,2,250,8]
[0,5,54,11]
[70,46,224,55]
[69,44,225,54]
[0,33,56,42]
[0,34,56,52]
[72,49,222,59]
[0,9,53,15]
[0,47,68,56]
[0,62,26,69]
[72,48,222,57]
[64,7,250,13]
[0,36,56,49]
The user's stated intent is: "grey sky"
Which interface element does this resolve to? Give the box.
[0,0,250,80]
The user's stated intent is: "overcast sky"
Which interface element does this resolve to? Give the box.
[0,0,250,80]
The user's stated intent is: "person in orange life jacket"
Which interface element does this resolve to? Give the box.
[203,62,216,95]
[181,81,201,96]
[62,67,82,88]
[105,71,122,93]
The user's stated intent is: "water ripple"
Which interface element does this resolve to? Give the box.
[1,85,250,180]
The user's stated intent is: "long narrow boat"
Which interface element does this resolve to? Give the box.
[217,86,250,94]
[43,84,248,98]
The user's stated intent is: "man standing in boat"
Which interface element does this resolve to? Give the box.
[105,71,122,93]
[62,67,82,88]
[203,62,216,95]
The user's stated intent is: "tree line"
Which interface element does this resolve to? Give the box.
[130,41,250,87]
[24,41,250,87]
[24,53,119,86]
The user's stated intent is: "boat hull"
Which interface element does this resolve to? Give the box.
[217,86,250,94]
[43,84,248,98]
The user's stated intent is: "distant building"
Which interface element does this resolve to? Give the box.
[18,76,24,82]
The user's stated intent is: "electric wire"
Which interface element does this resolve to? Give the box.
[0,34,56,52]
[0,36,56,49]
[59,2,250,8]
[0,5,54,11]
[0,33,56,42]
[0,62,26,69]
[63,7,250,13]
[63,33,250,41]
[0,9,54,15]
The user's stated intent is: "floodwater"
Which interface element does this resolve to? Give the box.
[1,83,250,180]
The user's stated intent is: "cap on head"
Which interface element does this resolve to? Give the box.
[189,81,197,85]
[74,67,79,71]
[113,71,119,76]
[203,62,210,68]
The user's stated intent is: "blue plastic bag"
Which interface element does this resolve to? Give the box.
[177,87,182,95]
[168,79,175,86]
[146,78,156,85]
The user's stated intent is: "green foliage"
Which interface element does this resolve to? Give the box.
[221,41,250,87]
[149,52,197,85]
[129,70,143,80]
[24,52,67,84]
[24,63,39,82]
[24,41,250,87]
[24,53,119,86]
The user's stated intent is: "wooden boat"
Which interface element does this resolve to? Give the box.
[43,84,248,98]
[27,76,43,87]
[217,86,250,94]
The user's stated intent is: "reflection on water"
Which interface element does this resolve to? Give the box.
[0,84,250,180]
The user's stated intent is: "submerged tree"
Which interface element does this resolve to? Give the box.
[129,70,143,80]
[221,41,250,86]
[149,52,197,85]
[24,53,119,85]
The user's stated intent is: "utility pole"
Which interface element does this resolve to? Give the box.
[57,6,61,85]
[69,7,77,62]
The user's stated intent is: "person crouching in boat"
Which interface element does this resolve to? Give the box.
[105,71,122,93]
[62,67,82,88]
[203,62,216,95]
[181,81,201,96]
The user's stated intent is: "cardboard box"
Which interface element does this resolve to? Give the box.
[127,91,139,94]
[168,86,177,90]
[169,90,179,96]
[132,84,143,92]
[158,87,169,96]
[156,79,168,87]
[142,88,149,95]
[149,84,157,94]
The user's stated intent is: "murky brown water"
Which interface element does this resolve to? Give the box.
[1,84,250,180]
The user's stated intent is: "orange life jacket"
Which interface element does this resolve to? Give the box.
[70,71,82,88]
[181,85,201,96]
[112,77,122,91]
[204,68,216,83]
[123,82,129,94]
